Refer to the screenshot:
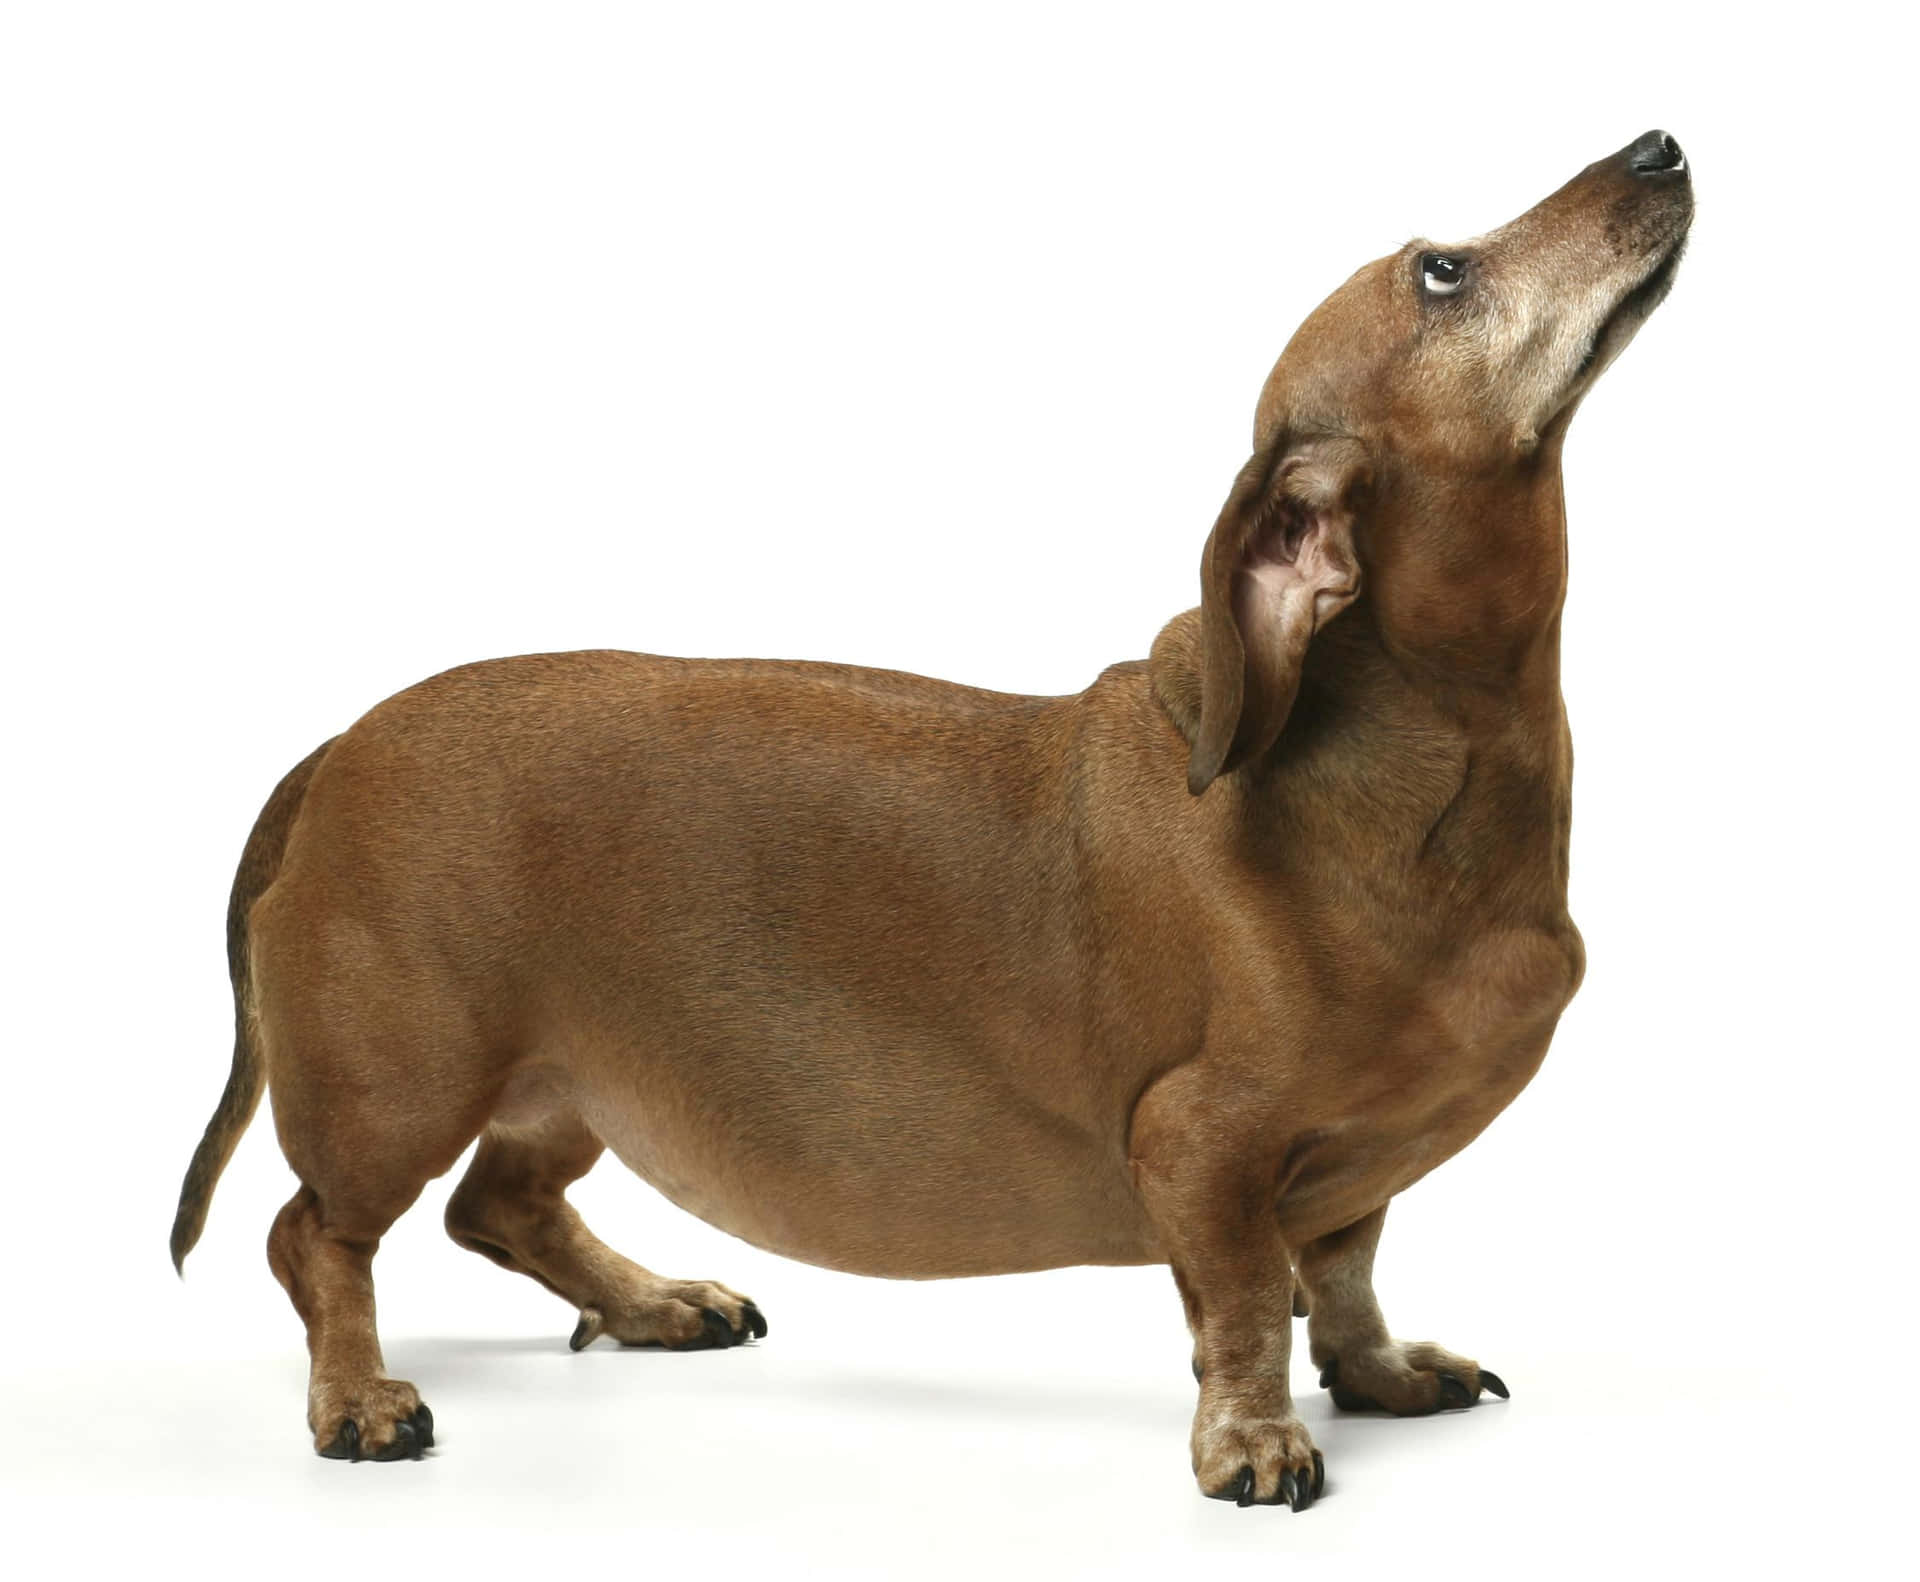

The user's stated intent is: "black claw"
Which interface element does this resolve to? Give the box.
[1235,1465,1255,1508]
[1192,1357,1204,1383]
[1279,1470,1299,1509]
[1479,1369,1510,1400]
[1436,1372,1473,1410]
[697,1307,736,1349]
[372,1420,420,1462]
[1318,1358,1338,1390]
[741,1303,769,1340]
[568,1315,596,1352]
[1311,1449,1325,1496]
[409,1403,435,1449]
[319,1418,361,1462]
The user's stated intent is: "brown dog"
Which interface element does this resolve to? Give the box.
[172,130,1692,1508]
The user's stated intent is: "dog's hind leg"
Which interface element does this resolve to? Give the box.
[444,1111,767,1352]
[258,952,496,1461]
[264,1061,485,1460]
[267,1183,442,1460]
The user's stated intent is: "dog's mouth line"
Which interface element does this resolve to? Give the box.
[1572,237,1688,381]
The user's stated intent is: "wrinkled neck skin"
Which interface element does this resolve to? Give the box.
[1226,438,1575,934]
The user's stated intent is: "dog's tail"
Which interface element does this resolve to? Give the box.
[169,737,337,1275]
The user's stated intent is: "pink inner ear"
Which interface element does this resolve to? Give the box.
[1298,523,1359,623]
[1241,553,1302,628]
[1239,507,1360,642]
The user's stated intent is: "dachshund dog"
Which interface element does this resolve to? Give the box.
[172,130,1691,1509]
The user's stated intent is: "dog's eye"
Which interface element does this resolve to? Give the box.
[1421,253,1468,296]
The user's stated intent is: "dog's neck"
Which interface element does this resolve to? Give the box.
[1153,459,1576,925]
[1357,452,1571,691]
[1279,468,1574,918]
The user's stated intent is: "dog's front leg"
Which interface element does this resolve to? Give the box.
[1133,1076,1322,1510]
[1296,1203,1508,1414]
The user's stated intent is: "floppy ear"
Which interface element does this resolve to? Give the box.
[1179,432,1367,795]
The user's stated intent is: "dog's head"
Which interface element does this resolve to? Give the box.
[1160,131,1693,795]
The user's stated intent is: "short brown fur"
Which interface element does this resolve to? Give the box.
[173,133,1693,1503]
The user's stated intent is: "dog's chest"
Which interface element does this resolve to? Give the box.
[1408,919,1585,1086]
[1280,919,1585,1239]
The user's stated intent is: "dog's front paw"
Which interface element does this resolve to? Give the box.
[309,1376,434,1462]
[1316,1340,1507,1415]
[1192,1403,1324,1510]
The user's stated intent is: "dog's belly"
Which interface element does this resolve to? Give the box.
[560,1026,1162,1278]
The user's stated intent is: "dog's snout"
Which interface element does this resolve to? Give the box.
[1627,129,1686,176]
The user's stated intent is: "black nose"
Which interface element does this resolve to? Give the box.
[1627,129,1686,175]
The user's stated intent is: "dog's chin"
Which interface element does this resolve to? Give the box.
[1548,233,1690,424]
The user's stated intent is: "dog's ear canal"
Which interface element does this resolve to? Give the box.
[1182,432,1366,795]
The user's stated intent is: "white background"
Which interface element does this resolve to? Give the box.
[2,2,1912,1575]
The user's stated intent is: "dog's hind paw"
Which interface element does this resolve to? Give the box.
[565,1282,767,1352]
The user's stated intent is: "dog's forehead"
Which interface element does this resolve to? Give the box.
[1295,256,1407,360]
[1244,257,1397,431]
[1254,256,1411,445]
